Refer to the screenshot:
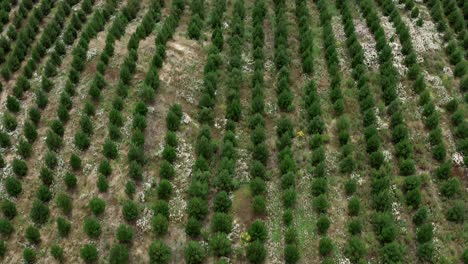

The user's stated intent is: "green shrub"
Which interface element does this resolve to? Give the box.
[165,131,178,148]
[84,101,96,116]
[248,220,267,242]
[103,140,118,159]
[1,199,17,219]
[23,248,36,264]
[30,200,49,225]
[283,208,293,226]
[344,236,367,263]
[116,224,134,243]
[157,179,173,200]
[50,245,64,261]
[149,240,171,264]
[340,156,356,173]
[6,96,20,113]
[250,177,266,195]
[246,240,266,264]
[64,172,77,190]
[188,197,208,220]
[213,191,231,213]
[459,73,467,92]
[88,197,106,216]
[344,179,357,195]
[124,181,135,198]
[462,248,468,264]
[411,7,419,18]
[36,185,52,202]
[284,244,300,264]
[406,189,421,209]
[187,14,202,40]
[369,151,384,168]
[152,213,168,236]
[5,176,22,197]
[0,218,13,237]
[98,159,112,176]
[440,178,461,198]
[97,175,109,192]
[210,232,231,257]
[166,110,182,132]
[12,158,28,177]
[36,90,48,109]
[0,131,11,148]
[122,200,139,222]
[417,241,434,262]
[435,162,451,180]
[109,244,129,264]
[56,193,72,215]
[446,202,464,223]
[316,215,330,235]
[284,227,297,245]
[311,178,327,196]
[24,122,37,143]
[413,206,428,226]
[211,212,232,234]
[252,195,266,215]
[45,131,62,151]
[454,60,467,77]
[185,217,202,238]
[128,161,143,182]
[44,151,58,169]
[57,104,69,122]
[56,217,71,237]
[80,244,98,263]
[399,159,415,176]
[0,240,6,257]
[185,240,205,264]
[50,119,64,137]
[416,223,433,244]
[83,217,101,238]
[162,145,177,163]
[348,217,363,235]
[195,135,215,160]
[282,188,297,208]
[319,237,333,256]
[39,166,53,185]
[79,115,93,135]
[381,242,404,263]
[28,107,41,125]
[159,160,175,179]
[3,112,17,131]
[25,225,40,244]
[432,143,446,161]
[348,196,361,216]
[313,194,329,213]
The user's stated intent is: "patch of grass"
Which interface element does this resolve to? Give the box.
[232,185,254,226]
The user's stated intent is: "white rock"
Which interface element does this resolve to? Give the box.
[452,152,464,166]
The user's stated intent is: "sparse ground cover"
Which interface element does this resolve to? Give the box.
[0,0,466,263]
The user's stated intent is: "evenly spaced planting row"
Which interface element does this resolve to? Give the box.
[244,0,269,263]
[1,0,60,80]
[0,0,120,262]
[0,0,17,33]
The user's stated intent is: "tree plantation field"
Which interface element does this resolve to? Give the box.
[0,0,466,263]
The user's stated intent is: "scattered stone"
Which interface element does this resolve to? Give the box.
[86,48,98,61]
[136,207,153,233]
[354,19,379,69]
[452,152,464,166]
[383,150,392,162]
